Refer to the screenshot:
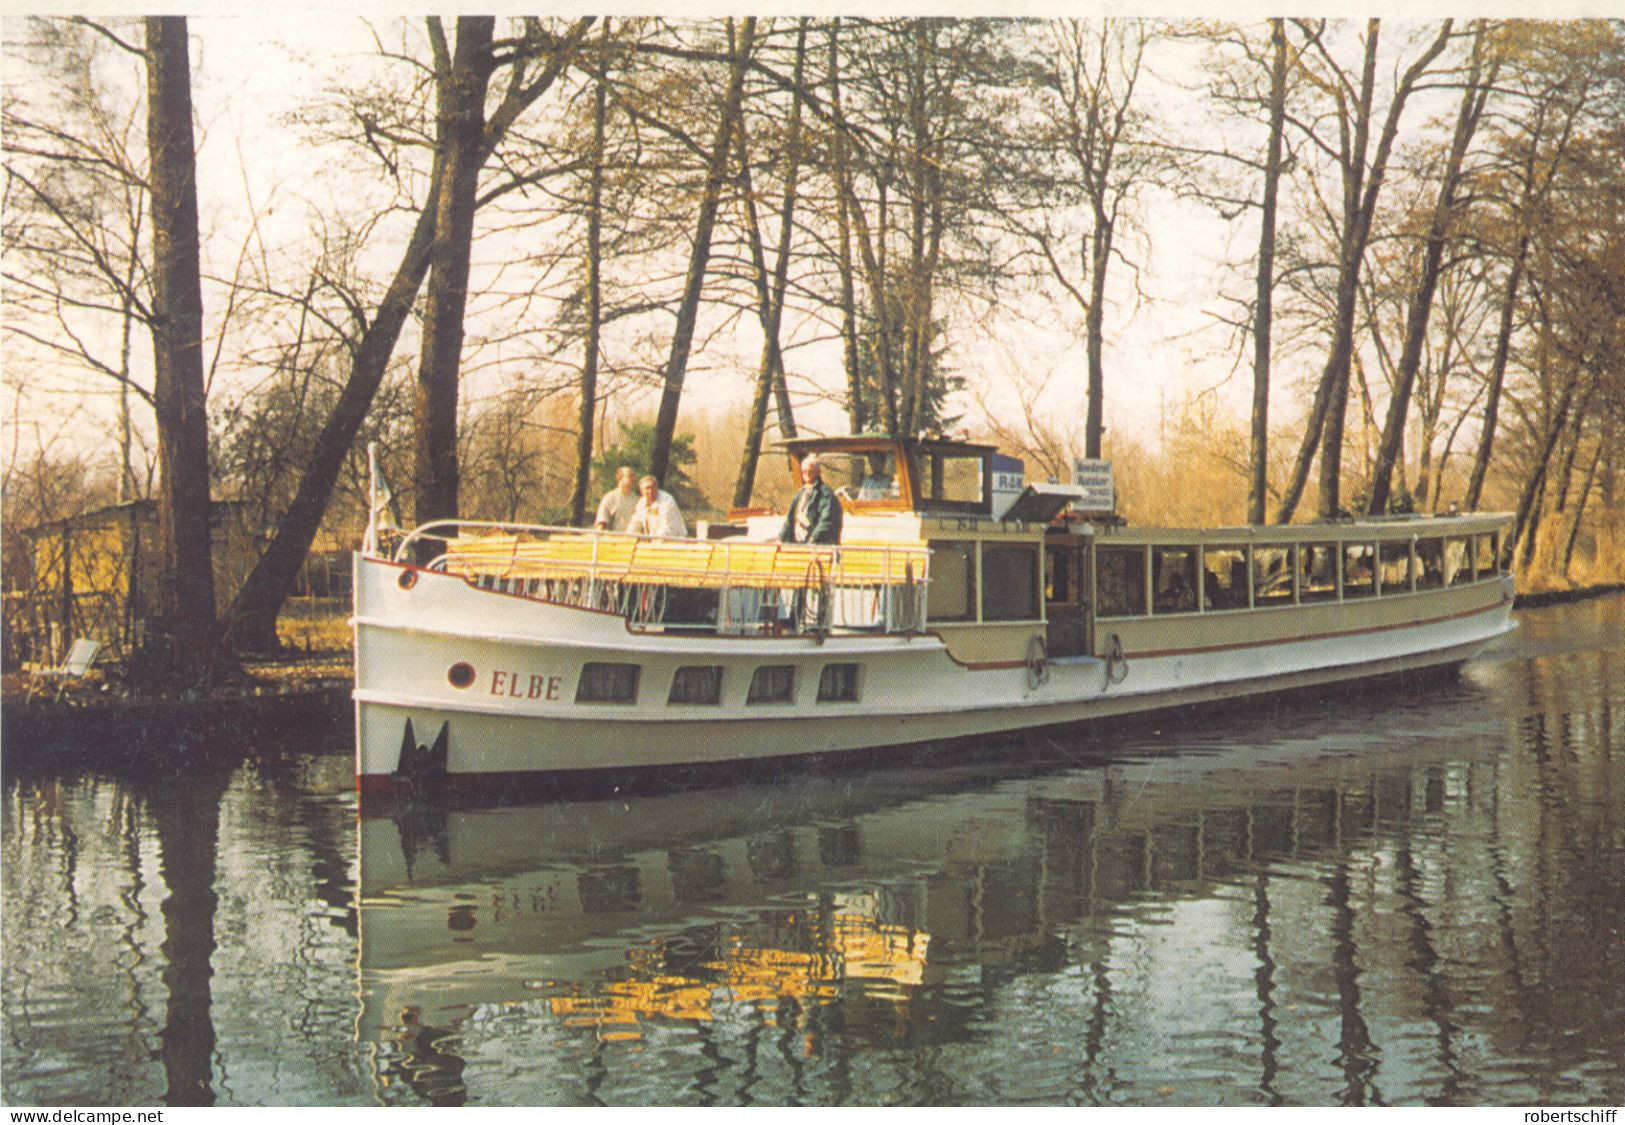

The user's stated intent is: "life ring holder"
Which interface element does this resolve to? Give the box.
[1104,633,1129,686]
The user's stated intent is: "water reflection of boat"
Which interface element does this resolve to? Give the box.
[353,435,1517,795]
[357,684,1510,1102]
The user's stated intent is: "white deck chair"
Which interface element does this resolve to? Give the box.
[28,638,102,702]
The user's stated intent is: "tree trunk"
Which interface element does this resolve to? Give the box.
[830,21,866,436]
[222,20,590,650]
[142,16,220,684]
[734,19,807,510]
[1276,19,1452,523]
[1464,249,1525,510]
[1248,17,1287,526]
[1561,431,1604,575]
[1368,24,1489,513]
[1084,209,1112,459]
[1507,379,1575,570]
[413,17,494,526]
[650,17,755,486]
[570,21,610,528]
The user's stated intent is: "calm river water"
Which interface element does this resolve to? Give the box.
[4,596,1622,1107]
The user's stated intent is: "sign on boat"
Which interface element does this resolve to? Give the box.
[352,436,1516,797]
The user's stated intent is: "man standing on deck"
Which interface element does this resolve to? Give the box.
[628,475,688,538]
[594,466,638,532]
[779,454,843,545]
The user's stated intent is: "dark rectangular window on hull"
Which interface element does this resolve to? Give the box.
[577,662,640,704]
[748,665,795,704]
[817,663,860,702]
[669,665,723,705]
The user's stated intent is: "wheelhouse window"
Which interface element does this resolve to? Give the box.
[1152,547,1198,615]
[982,544,1040,620]
[1416,539,1446,590]
[913,449,988,511]
[1252,546,1294,608]
[1475,532,1499,579]
[815,450,903,504]
[1097,546,1147,617]
[1202,547,1249,611]
[927,541,975,621]
[668,665,723,705]
[747,665,795,704]
[1444,537,1472,586]
[1343,543,1376,599]
[1298,544,1339,603]
[577,662,640,704]
[1379,540,1414,593]
[817,663,860,703]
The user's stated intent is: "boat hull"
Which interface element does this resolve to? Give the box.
[353,555,1516,796]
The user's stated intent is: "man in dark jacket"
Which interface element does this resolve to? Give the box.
[779,454,844,545]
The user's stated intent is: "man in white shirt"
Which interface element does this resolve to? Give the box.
[628,475,688,538]
[594,466,638,531]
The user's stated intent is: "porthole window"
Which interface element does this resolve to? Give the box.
[447,662,476,689]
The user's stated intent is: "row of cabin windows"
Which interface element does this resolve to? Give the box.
[926,541,1041,623]
[1096,531,1503,618]
[576,661,861,706]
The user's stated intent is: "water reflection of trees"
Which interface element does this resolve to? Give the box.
[362,725,1622,1104]
[2,753,364,1106]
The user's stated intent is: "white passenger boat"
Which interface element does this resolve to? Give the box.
[352,435,1516,797]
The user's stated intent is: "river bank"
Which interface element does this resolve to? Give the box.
[0,652,351,770]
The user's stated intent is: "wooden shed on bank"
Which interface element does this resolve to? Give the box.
[7,499,257,669]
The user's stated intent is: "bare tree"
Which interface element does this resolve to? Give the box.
[1272,19,1453,522]
[1367,22,1494,513]
[141,16,221,682]
[224,17,592,649]
[649,17,756,486]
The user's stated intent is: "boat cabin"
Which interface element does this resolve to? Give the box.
[412,433,1512,672]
